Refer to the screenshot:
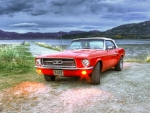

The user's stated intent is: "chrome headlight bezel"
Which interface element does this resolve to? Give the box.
[82,59,90,67]
[36,58,41,66]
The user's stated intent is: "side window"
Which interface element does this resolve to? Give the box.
[81,42,90,48]
[106,40,116,50]
[90,41,103,49]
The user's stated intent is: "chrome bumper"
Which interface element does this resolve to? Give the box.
[35,66,93,70]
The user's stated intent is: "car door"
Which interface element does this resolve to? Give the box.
[105,40,119,68]
[89,40,108,71]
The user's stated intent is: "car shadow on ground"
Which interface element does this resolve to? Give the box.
[43,68,118,87]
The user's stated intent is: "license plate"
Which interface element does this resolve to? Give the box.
[53,70,64,76]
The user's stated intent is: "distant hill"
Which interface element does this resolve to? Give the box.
[104,20,150,39]
[0,30,86,40]
[0,30,20,39]
[65,20,150,39]
[0,20,150,39]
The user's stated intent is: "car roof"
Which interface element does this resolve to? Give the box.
[72,37,114,41]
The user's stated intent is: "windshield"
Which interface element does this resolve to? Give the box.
[66,39,104,50]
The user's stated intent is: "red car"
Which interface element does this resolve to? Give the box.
[35,37,125,85]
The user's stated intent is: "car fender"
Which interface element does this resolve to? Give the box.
[93,58,103,72]
[118,48,125,58]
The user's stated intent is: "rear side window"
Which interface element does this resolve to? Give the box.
[106,40,116,50]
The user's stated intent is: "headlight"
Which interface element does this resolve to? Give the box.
[36,59,41,66]
[82,59,90,67]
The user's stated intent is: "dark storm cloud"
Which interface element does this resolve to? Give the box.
[0,0,50,16]
[0,0,33,15]
[122,12,149,21]
[1,0,150,18]
[47,0,150,21]
[0,0,150,33]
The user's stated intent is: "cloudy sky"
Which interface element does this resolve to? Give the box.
[0,0,150,33]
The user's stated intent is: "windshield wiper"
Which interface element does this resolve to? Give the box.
[82,47,91,49]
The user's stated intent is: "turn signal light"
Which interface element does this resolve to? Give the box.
[81,70,87,75]
[37,69,42,74]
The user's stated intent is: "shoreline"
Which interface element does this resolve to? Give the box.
[1,39,150,45]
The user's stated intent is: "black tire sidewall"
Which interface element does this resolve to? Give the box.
[115,57,123,71]
[91,62,101,85]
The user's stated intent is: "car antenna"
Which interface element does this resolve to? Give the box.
[60,31,63,51]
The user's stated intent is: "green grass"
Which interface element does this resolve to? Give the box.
[124,59,143,63]
[0,45,34,74]
[145,55,150,62]
[119,44,150,63]
[0,44,43,90]
[34,42,61,51]
[124,54,150,63]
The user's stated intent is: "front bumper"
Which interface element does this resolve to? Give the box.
[35,66,93,77]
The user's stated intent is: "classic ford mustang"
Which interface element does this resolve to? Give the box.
[35,37,125,85]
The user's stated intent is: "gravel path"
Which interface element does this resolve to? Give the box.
[0,63,150,113]
[28,42,59,56]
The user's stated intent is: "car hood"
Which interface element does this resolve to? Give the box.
[37,49,104,58]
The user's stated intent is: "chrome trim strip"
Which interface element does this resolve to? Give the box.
[41,65,76,68]
[44,61,53,63]
[35,66,93,70]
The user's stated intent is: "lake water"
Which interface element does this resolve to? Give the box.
[0,39,150,45]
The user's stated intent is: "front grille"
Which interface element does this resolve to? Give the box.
[41,58,76,68]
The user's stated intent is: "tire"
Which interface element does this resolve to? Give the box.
[44,75,56,81]
[91,62,101,85]
[115,57,123,71]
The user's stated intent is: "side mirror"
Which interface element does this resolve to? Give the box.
[107,46,113,50]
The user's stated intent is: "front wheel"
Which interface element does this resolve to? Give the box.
[44,75,56,81]
[91,62,101,85]
[115,57,123,71]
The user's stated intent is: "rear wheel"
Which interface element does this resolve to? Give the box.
[91,62,101,85]
[44,75,56,81]
[115,57,123,71]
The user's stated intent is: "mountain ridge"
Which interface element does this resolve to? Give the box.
[0,20,150,39]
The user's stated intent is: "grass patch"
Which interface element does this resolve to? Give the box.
[0,73,43,90]
[124,59,143,63]
[119,44,150,63]
[34,42,61,51]
[124,54,150,63]
[0,44,42,90]
[145,55,150,62]
[0,45,34,74]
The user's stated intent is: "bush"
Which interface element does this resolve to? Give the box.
[115,35,123,39]
[21,41,30,46]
